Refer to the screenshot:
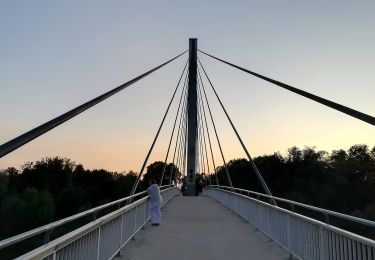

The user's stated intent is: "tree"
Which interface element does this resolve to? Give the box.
[113,171,137,198]
[141,161,180,190]
[0,171,9,205]
[1,145,375,239]
[287,146,302,162]
[0,188,55,238]
[19,157,74,199]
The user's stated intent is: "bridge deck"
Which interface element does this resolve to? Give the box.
[117,196,289,260]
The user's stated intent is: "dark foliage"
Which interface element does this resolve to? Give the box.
[0,157,137,239]
[140,161,182,191]
[214,144,375,221]
[0,157,182,240]
[1,144,374,240]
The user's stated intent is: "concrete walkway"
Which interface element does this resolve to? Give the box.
[117,196,290,260]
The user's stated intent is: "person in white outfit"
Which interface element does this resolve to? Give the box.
[147,179,163,226]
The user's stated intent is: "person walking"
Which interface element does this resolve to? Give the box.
[147,179,163,226]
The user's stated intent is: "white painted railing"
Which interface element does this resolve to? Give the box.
[0,185,174,251]
[14,187,180,260]
[203,186,375,260]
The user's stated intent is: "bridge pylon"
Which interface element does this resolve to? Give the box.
[186,38,198,196]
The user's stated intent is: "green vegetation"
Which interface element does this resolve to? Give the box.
[0,158,132,239]
[214,144,375,221]
[0,158,182,240]
[0,144,374,240]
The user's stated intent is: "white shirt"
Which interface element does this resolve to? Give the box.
[147,184,163,208]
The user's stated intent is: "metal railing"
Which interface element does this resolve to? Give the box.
[14,186,179,260]
[0,185,178,259]
[0,185,173,250]
[203,186,375,260]
[209,185,375,228]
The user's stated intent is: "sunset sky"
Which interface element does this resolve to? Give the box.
[0,1,374,173]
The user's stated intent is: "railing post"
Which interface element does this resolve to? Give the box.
[287,214,291,250]
[44,228,54,244]
[96,227,101,260]
[132,206,137,240]
[324,213,329,224]
[267,207,271,241]
[319,226,324,260]
[117,214,124,257]
[142,199,147,230]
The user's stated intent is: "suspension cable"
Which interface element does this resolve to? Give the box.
[197,104,204,175]
[199,117,207,178]
[198,59,276,204]
[182,98,189,181]
[173,86,189,184]
[197,104,205,176]
[159,60,189,185]
[199,50,375,126]
[197,75,220,185]
[197,86,211,185]
[176,74,189,183]
[169,69,189,184]
[0,51,187,158]
[179,89,189,183]
[197,67,233,189]
[129,58,188,196]
[197,81,212,185]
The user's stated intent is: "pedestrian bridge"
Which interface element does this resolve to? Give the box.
[1,39,375,259]
[118,195,289,260]
[1,186,375,260]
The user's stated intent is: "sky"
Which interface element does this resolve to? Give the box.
[0,1,374,173]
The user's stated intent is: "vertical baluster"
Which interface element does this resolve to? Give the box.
[308,223,313,260]
[134,206,137,235]
[366,245,372,260]
[343,237,349,260]
[327,231,332,260]
[286,214,292,252]
[119,214,124,252]
[96,227,101,260]
[361,243,366,260]
[357,241,361,259]
[332,232,338,260]
[348,238,353,260]
[339,235,344,260]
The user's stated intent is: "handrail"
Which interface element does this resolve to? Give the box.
[0,185,173,250]
[208,185,375,228]
[206,187,375,247]
[204,186,375,259]
[15,186,180,260]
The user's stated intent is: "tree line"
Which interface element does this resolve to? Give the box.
[0,144,374,239]
[214,144,375,222]
[0,158,180,239]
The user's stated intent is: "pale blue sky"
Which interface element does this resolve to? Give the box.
[0,1,374,172]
